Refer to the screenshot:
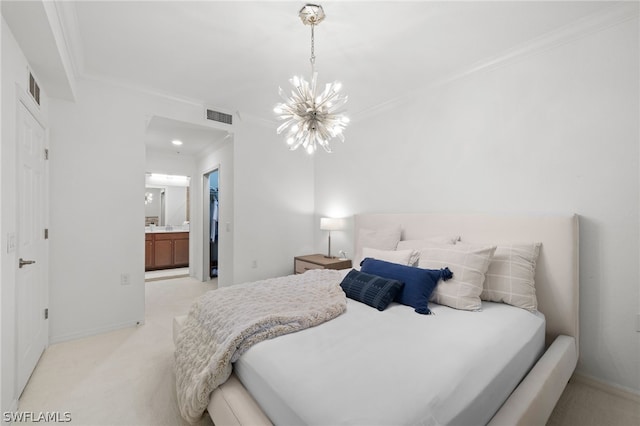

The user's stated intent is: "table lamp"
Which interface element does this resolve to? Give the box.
[320,217,344,258]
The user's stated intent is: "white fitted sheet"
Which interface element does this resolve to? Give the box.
[234,298,545,426]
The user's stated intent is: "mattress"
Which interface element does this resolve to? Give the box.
[234,298,545,426]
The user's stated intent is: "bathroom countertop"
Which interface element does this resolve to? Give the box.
[145,227,189,233]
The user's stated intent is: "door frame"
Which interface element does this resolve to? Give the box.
[14,87,49,398]
[202,166,220,281]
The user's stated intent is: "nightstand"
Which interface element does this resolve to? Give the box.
[294,254,352,274]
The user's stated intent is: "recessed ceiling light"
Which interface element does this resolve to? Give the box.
[172,140,183,146]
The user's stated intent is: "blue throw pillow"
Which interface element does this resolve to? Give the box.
[339,269,404,311]
[360,257,452,315]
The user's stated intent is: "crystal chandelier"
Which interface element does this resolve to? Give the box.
[274,4,349,154]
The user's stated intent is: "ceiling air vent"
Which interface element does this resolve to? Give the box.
[206,109,232,125]
[29,72,40,105]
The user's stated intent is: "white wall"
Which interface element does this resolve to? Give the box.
[1,17,50,417]
[47,78,225,343]
[48,80,147,343]
[315,17,639,393]
[232,117,316,285]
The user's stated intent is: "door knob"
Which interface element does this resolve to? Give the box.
[19,258,36,268]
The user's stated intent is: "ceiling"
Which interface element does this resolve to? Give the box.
[146,116,230,155]
[3,1,617,154]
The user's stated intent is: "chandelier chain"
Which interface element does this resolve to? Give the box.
[310,24,316,71]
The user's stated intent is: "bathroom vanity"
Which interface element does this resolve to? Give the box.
[145,229,189,271]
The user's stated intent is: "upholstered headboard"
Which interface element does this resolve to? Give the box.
[354,213,579,353]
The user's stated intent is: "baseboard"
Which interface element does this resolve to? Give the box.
[145,273,190,282]
[49,319,143,345]
[571,372,640,403]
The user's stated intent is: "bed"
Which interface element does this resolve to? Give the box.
[174,213,579,425]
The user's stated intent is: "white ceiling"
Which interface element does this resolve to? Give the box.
[146,116,230,155]
[3,1,617,154]
[70,1,612,117]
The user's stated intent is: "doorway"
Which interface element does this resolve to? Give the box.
[144,114,232,283]
[206,169,219,278]
[144,173,191,280]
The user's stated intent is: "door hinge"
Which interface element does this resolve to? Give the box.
[44,308,49,320]
[44,228,49,239]
[44,148,49,160]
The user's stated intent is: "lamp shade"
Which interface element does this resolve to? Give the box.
[320,217,345,231]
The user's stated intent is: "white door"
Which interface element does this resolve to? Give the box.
[16,100,48,396]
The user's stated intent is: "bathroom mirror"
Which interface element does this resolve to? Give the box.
[145,174,190,227]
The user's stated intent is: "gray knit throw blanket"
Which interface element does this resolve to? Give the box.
[175,269,347,423]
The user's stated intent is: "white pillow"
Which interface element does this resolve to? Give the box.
[356,227,402,265]
[481,243,541,312]
[358,227,401,250]
[418,242,496,311]
[361,248,416,266]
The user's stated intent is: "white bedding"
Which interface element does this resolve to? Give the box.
[234,291,545,426]
[175,270,346,423]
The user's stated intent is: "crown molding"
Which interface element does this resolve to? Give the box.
[234,110,278,129]
[36,1,78,101]
[79,71,208,108]
[3,0,77,101]
[51,0,84,81]
[52,1,212,110]
[434,1,639,89]
[353,1,639,122]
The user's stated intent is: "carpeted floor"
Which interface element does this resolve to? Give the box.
[17,276,216,426]
[548,375,640,426]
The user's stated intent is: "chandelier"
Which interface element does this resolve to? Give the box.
[274,4,349,154]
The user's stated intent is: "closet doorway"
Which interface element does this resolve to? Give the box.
[205,169,219,279]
